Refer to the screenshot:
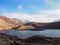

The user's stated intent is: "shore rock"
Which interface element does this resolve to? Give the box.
[0,33,60,45]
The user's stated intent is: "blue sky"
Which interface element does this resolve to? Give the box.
[0,0,50,14]
[0,0,60,22]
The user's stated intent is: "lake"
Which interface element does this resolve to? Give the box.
[0,29,60,39]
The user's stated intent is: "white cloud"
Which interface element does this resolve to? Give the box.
[18,5,22,9]
[5,13,48,22]
[4,8,60,23]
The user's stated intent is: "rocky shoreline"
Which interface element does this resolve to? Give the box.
[0,33,60,45]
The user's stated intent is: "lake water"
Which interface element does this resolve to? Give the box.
[0,29,60,39]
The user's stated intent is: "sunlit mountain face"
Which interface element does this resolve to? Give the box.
[0,16,16,30]
[0,16,24,30]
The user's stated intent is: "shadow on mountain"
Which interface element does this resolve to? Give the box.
[24,21,60,30]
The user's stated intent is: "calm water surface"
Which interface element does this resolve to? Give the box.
[0,29,60,39]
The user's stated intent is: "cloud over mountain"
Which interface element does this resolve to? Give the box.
[4,8,60,22]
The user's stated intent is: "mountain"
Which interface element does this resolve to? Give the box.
[11,18,23,26]
[0,15,60,30]
[23,20,30,24]
[25,21,60,29]
[0,16,34,30]
[46,21,60,29]
[0,16,18,30]
[11,18,35,30]
[25,22,47,29]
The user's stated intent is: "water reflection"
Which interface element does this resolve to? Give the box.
[0,29,60,39]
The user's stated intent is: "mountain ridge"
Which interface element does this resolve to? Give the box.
[0,15,60,30]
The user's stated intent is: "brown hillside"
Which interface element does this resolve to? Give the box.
[0,16,19,30]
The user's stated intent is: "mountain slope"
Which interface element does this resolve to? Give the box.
[0,16,18,30]
[11,18,23,26]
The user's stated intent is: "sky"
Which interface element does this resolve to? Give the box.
[0,0,60,22]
